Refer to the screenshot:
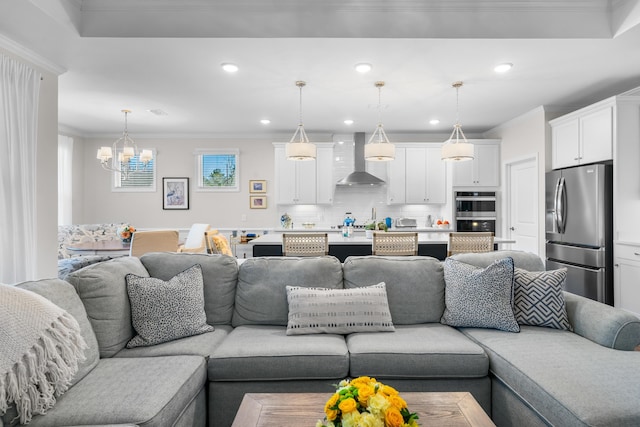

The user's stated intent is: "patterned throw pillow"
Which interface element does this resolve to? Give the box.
[126,264,214,348]
[286,283,395,335]
[441,257,520,333]
[514,268,572,330]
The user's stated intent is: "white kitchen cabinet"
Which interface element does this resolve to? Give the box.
[452,142,500,187]
[550,101,613,169]
[614,243,640,317]
[386,147,406,204]
[387,144,446,204]
[405,146,446,203]
[273,143,334,205]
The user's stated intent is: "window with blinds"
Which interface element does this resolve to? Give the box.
[112,149,157,192]
[196,148,240,192]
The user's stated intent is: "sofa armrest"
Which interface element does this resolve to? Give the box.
[564,291,640,350]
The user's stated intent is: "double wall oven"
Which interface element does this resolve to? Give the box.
[455,191,497,233]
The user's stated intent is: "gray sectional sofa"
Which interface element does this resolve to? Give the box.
[4,251,640,427]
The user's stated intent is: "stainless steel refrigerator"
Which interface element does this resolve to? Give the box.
[545,163,613,305]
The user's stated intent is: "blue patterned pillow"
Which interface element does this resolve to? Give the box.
[514,268,572,330]
[441,257,519,332]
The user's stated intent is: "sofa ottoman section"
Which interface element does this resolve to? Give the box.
[208,325,349,381]
[462,326,640,427]
[24,356,207,427]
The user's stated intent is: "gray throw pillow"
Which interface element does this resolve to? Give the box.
[441,257,520,332]
[286,282,395,335]
[514,267,572,330]
[125,264,214,348]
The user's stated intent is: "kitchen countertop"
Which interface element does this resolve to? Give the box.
[250,233,515,246]
[272,227,453,233]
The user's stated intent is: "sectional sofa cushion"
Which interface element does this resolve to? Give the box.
[343,256,445,324]
[114,326,233,358]
[451,250,545,271]
[232,256,343,326]
[125,264,214,348]
[209,325,349,381]
[15,279,99,387]
[347,324,489,379]
[461,326,640,427]
[514,268,572,330]
[22,356,207,427]
[140,252,238,325]
[67,256,149,358]
[441,257,520,333]
[285,283,394,335]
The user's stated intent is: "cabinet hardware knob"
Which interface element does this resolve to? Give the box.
[634,252,640,256]
[510,227,515,231]
[615,264,619,267]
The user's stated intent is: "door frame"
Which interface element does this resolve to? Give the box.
[504,154,541,255]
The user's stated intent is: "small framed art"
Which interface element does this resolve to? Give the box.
[163,177,189,210]
[249,179,267,193]
[250,195,267,209]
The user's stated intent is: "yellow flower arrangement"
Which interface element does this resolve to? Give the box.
[118,224,136,241]
[317,377,419,427]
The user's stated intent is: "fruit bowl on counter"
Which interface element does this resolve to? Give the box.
[435,220,450,229]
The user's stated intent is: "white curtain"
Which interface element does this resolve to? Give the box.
[58,135,73,225]
[0,54,41,284]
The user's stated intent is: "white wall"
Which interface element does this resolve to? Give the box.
[484,107,548,255]
[78,137,277,229]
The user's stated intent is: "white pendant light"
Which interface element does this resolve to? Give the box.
[441,81,474,162]
[96,110,153,179]
[285,81,316,161]
[365,81,395,161]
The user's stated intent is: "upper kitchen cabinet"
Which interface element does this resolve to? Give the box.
[387,144,446,204]
[451,140,501,187]
[550,99,613,169]
[273,143,334,205]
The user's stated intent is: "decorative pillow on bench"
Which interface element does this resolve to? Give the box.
[286,283,395,335]
[441,257,520,332]
[125,264,214,348]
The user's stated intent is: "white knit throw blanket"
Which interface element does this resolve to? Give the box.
[0,284,86,424]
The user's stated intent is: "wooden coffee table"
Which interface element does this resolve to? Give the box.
[232,392,495,426]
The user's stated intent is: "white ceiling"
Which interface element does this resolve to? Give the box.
[2,0,640,138]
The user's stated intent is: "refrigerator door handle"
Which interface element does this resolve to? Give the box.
[553,178,559,232]
[558,176,567,233]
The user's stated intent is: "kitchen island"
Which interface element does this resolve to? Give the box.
[250,232,515,262]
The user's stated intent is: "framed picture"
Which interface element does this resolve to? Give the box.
[249,180,267,193]
[250,195,267,209]
[163,177,189,210]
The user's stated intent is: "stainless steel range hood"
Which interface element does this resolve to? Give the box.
[336,132,385,186]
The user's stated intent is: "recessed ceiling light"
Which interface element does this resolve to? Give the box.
[338,141,345,145]
[429,119,440,125]
[344,119,354,125]
[260,119,271,125]
[354,63,372,73]
[494,63,513,73]
[147,109,168,116]
[221,63,239,73]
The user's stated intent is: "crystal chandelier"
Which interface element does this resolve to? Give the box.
[441,81,474,161]
[365,81,395,161]
[96,110,153,179]
[285,81,316,161]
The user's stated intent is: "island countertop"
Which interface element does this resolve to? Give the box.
[249,233,515,246]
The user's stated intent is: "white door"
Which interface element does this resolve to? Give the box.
[507,157,539,254]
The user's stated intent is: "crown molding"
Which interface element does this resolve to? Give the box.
[0,34,66,75]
